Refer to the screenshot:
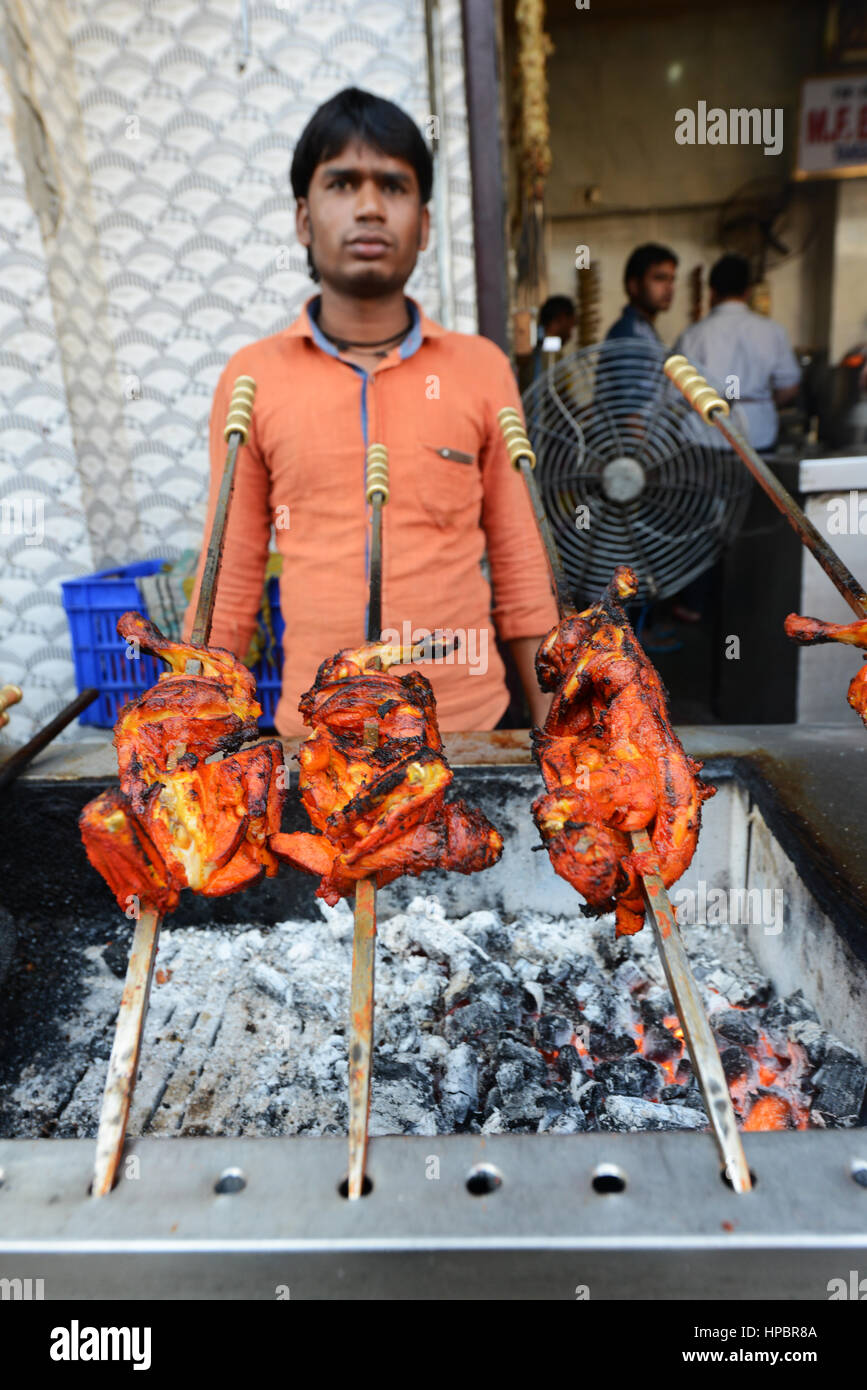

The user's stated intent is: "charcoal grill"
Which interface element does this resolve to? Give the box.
[0,728,865,1299]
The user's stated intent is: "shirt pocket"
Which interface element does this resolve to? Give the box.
[416,435,483,528]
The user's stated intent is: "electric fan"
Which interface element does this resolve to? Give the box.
[521,339,752,606]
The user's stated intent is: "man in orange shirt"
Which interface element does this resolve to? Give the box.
[184,87,557,736]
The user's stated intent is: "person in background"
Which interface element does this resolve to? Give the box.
[537,295,575,351]
[606,244,678,343]
[517,295,575,394]
[673,253,801,453]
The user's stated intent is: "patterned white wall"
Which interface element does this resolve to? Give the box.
[0,0,477,745]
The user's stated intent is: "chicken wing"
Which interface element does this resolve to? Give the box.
[784,611,867,726]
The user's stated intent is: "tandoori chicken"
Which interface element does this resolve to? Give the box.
[784,611,867,727]
[80,613,285,913]
[531,566,715,936]
[269,639,503,903]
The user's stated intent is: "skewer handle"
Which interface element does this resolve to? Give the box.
[191,375,258,646]
[366,445,389,643]
[222,374,257,444]
[365,442,390,504]
[497,407,576,618]
[665,353,867,620]
[663,354,730,423]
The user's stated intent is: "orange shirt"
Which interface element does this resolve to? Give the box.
[183,293,558,736]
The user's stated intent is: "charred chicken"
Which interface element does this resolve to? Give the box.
[269,639,503,903]
[532,566,715,936]
[80,613,284,914]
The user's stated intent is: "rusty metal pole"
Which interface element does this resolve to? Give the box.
[346,444,390,1201]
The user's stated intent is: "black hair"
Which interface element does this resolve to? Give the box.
[540,295,575,328]
[623,243,678,289]
[290,87,433,283]
[709,253,751,300]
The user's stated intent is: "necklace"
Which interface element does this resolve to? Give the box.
[316,313,413,357]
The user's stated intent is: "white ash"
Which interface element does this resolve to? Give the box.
[0,895,864,1139]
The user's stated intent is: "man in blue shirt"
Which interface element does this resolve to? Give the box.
[606,243,678,343]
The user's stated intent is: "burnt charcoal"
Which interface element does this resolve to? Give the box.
[720,1045,751,1083]
[483,1085,502,1118]
[538,961,570,988]
[442,971,473,1009]
[789,1020,861,1070]
[370,1058,442,1136]
[639,988,675,1028]
[810,1058,867,1127]
[588,1024,637,1059]
[642,1024,681,1063]
[676,1057,693,1085]
[715,1010,759,1048]
[595,1056,661,1100]
[705,965,771,1008]
[535,1014,573,1051]
[494,1037,547,1077]
[496,1083,549,1130]
[600,1096,707,1132]
[443,993,515,1044]
[555,1044,582,1081]
[763,989,818,1031]
[597,934,630,970]
[101,936,132,979]
[538,1099,586,1133]
[661,1084,707,1113]
[440,1043,478,1127]
[574,1079,606,1119]
[521,981,545,1013]
[613,958,648,994]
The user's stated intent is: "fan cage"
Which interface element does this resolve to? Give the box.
[521,339,752,606]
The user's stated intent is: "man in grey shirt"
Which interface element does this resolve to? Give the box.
[674,254,800,451]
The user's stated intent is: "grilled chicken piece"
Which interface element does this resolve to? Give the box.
[114,613,260,802]
[784,612,867,726]
[270,642,502,903]
[80,612,284,913]
[532,566,715,936]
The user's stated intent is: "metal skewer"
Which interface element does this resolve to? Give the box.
[631,828,751,1192]
[0,688,98,792]
[346,443,390,1201]
[664,355,867,621]
[92,374,256,1198]
[497,405,752,1193]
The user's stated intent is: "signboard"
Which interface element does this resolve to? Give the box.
[795,74,867,179]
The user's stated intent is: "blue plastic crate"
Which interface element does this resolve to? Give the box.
[61,560,284,729]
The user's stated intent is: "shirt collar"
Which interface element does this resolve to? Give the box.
[712,300,749,314]
[284,293,446,361]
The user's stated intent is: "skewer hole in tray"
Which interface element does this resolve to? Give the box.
[591,1163,627,1194]
[338,1175,373,1198]
[466,1163,503,1196]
